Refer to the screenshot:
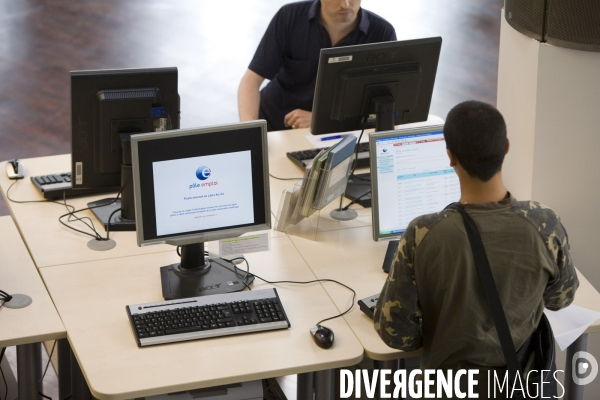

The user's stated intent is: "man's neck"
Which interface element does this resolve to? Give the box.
[319,11,359,46]
[458,172,508,204]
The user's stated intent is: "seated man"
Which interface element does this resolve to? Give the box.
[238,0,396,131]
[374,101,578,384]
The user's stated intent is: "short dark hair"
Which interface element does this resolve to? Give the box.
[443,100,507,182]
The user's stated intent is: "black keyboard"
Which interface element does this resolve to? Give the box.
[358,293,379,320]
[126,288,291,347]
[31,172,120,199]
[286,142,371,169]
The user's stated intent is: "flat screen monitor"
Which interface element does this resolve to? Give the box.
[71,67,180,231]
[131,120,271,300]
[311,37,442,135]
[370,125,460,242]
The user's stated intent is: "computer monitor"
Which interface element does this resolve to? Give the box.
[71,67,180,231]
[311,37,442,135]
[370,125,460,242]
[131,120,271,300]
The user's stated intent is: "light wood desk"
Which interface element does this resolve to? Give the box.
[40,235,364,400]
[0,155,178,268]
[0,216,66,399]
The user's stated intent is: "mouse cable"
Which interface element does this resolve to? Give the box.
[5,180,68,206]
[225,256,356,327]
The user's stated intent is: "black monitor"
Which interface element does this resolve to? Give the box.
[310,38,441,213]
[70,67,180,231]
[131,120,271,300]
[310,37,442,135]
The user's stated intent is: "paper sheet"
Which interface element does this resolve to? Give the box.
[304,114,445,148]
[544,305,600,350]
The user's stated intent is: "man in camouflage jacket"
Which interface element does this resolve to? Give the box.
[374,100,578,372]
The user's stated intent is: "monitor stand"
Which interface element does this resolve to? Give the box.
[160,242,255,300]
[334,96,395,216]
[89,134,137,232]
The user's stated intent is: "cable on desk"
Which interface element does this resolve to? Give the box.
[269,173,303,181]
[57,181,127,242]
[342,190,371,211]
[337,119,369,212]
[227,257,356,327]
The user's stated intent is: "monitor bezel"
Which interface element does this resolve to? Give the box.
[131,120,271,247]
[370,124,447,242]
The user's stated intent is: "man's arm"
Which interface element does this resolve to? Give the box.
[543,218,579,310]
[373,222,423,351]
[238,69,266,122]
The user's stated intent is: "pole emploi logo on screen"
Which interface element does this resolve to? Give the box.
[190,166,218,189]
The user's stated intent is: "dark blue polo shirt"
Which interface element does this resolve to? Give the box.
[249,0,397,131]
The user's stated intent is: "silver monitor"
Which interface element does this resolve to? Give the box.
[131,120,271,299]
[370,124,460,242]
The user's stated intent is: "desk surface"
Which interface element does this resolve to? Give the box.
[0,216,66,347]
[0,155,203,268]
[289,225,600,360]
[40,235,364,400]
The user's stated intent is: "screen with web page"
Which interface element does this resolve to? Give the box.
[372,127,460,239]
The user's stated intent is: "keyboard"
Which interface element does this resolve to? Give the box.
[126,288,291,347]
[31,172,120,199]
[358,293,379,320]
[286,141,371,170]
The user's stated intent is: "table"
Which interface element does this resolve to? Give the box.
[0,216,67,400]
[39,235,364,400]
[0,155,175,268]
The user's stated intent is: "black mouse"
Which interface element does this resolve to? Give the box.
[310,325,334,349]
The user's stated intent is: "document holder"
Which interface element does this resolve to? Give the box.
[274,154,357,240]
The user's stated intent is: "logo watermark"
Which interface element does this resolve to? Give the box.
[572,351,598,386]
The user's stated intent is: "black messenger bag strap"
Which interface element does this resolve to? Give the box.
[450,202,522,378]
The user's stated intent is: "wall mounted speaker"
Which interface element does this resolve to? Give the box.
[505,0,600,52]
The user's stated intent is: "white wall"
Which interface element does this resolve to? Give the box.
[497,10,600,399]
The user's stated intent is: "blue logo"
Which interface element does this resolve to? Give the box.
[196,166,211,181]
[382,148,388,153]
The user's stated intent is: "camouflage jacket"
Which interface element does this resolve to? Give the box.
[373,194,578,368]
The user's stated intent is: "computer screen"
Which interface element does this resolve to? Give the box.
[370,125,460,241]
[131,120,271,299]
[70,67,180,231]
[310,37,442,135]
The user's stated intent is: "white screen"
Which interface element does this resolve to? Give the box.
[152,150,254,236]
[375,130,460,236]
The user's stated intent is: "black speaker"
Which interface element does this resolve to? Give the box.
[505,0,600,52]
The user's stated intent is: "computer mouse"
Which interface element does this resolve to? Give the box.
[5,159,24,179]
[310,325,334,349]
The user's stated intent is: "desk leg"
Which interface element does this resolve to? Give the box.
[374,360,399,400]
[71,350,93,400]
[58,339,72,400]
[16,342,42,400]
[297,372,314,400]
[564,334,588,400]
[314,369,334,400]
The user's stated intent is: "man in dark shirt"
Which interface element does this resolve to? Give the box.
[238,0,396,131]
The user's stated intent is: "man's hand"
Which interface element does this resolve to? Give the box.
[284,109,312,129]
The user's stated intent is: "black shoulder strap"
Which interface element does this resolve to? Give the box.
[449,202,522,377]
